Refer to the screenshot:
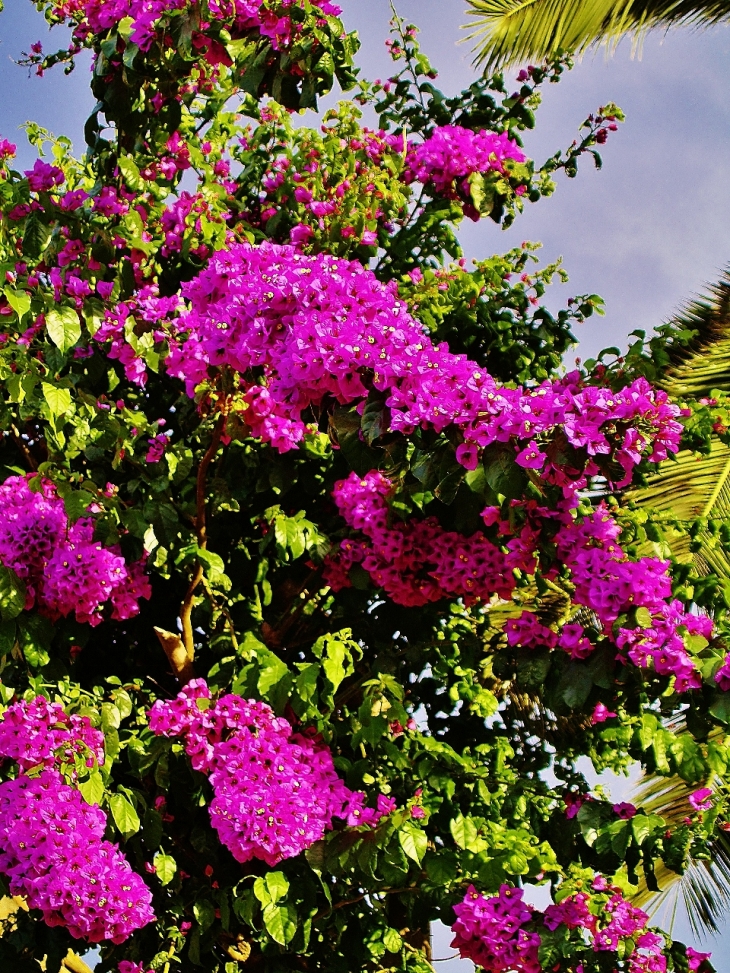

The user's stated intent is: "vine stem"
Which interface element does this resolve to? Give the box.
[313,885,417,921]
[179,412,226,661]
[162,940,176,973]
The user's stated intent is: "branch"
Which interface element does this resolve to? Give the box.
[314,885,418,921]
[154,627,196,684]
[10,424,38,471]
[179,414,226,659]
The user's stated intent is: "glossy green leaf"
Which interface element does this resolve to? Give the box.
[109,793,141,836]
[46,307,81,354]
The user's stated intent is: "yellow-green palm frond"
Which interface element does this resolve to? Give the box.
[465,0,730,72]
[660,272,730,399]
[626,442,730,576]
[618,276,730,934]
[625,270,730,577]
[631,771,730,936]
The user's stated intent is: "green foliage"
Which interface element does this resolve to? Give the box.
[0,4,724,972]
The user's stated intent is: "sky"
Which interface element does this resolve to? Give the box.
[1,1,730,969]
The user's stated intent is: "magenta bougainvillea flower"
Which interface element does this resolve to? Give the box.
[0,698,154,943]
[0,474,151,625]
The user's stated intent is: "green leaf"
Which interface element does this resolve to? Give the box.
[399,822,428,864]
[154,853,177,886]
[46,307,82,354]
[3,287,31,321]
[197,548,226,582]
[424,851,458,884]
[313,632,355,696]
[22,212,52,260]
[450,814,488,853]
[42,382,72,417]
[263,902,298,945]
[576,801,610,847]
[383,928,403,953]
[469,171,495,216]
[194,898,216,933]
[635,607,653,628]
[17,614,51,668]
[101,702,121,731]
[78,770,104,806]
[0,621,16,657]
[257,651,290,697]
[0,567,26,622]
[109,793,141,836]
[710,693,730,724]
[254,871,289,906]
[559,665,593,709]
[631,813,664,846]
[294,663,320,706]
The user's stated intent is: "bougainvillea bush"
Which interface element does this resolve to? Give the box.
[0,1,727,971]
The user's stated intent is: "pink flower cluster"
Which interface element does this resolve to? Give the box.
[323,471,514,607]
[54,0,341,52]
[149,680,352,866]
[0,695,104,770]
[553,506,711,691]
[496,502,711,690]
[324,471,713,690]
[404,125,526,218]
[451,885,540,973]
[452,880,698,973]
[0,475,151,626]
[257,127,405,247]
[164,242,681,487]
[95,287,182,386]
[0,697,153,944]
[0,771,154,943]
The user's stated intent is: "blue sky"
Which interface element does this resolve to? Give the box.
[1,1,730,968]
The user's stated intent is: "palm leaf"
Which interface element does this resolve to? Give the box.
[464,0,730,71]
[660,271,730,397]
[625,270,730,577]
[615,275,730,933]
[630,770,730,936]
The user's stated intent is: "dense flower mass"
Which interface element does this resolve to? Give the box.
[149,680,353,865]
[164,242,681,488]
[0,770,154,943]
[0,475,151,626]
[0,696,104,771]
[499,501,712,689]
[451,885,541,973]
[451,881,698,973]
[0,697,153,943]
[404,125,526,218]
[323,471,515,607]
[324,473,713,690]
[553,506,712,691]
[52,0,342,52]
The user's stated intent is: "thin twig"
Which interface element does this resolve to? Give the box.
[10,424,38,471]
[179,413,226,659]
[162,941,176,973]
[313,885,417,921]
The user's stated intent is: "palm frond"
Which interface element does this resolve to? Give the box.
[615,274,730,934]
[626,442,730,576]
[464,0,730,71]
[660,271,730,398]
[625,270,730,577]
[630,771,730,937]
